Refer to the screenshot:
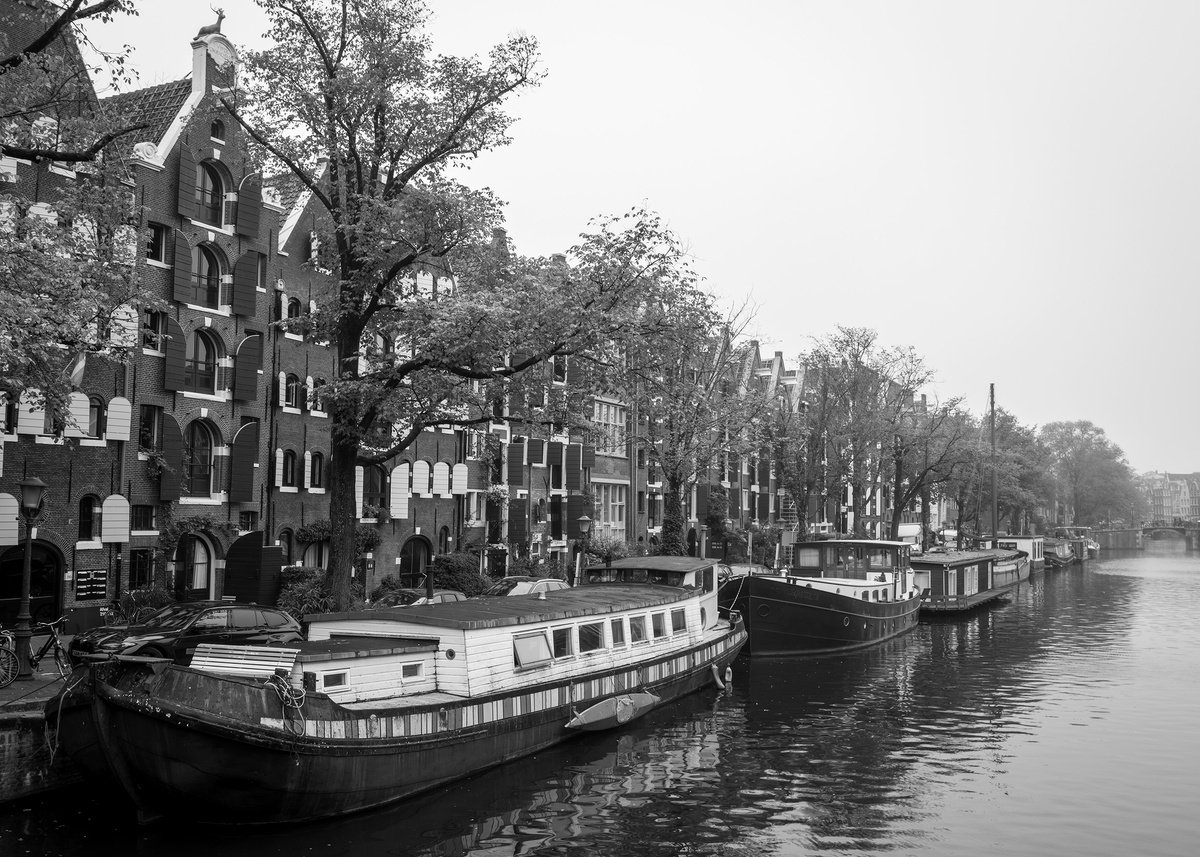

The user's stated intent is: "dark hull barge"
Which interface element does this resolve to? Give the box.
[50,558,746,826]
[717,540,922,656]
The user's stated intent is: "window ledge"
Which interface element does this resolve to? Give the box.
[182,391,232,403]
[279,486,299,494]
[75,540,102,550]
[130,530,159,538]
[360,517,378,524]
[281,406,302,415]
[79,437,106,447]
[146,259,172,270]
[187,218,232,235]
[142,347,165,357]
[183,303,231,318]
[309,411,327,419]
[35,435,63,445]
[284,333,303,342]
[308,487,326,494]
[179,495,226,506]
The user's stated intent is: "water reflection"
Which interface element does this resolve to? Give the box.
[5,552,1200,857]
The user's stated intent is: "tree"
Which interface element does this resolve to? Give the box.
[1040,420,1139,526]
[887,397,977,540]
[617,285,765,556]
[224,0,683,606]
[1,0,149,412]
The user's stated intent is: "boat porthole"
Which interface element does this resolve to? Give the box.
[758,605,771,618]
[445,649,456,660]
[843,617,849,627]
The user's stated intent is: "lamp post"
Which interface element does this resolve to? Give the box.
[15,476,47,680]
[574,515,592,586]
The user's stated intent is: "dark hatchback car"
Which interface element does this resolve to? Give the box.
[68,601,303,665]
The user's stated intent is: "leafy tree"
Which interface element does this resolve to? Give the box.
[887,397,978,540]
[224,0,682,607]
[0,0,150,409]
[1040,420,1139,526]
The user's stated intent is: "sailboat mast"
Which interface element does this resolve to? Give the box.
[990,383,997,539]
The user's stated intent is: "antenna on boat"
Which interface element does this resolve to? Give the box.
[990,383,998,542]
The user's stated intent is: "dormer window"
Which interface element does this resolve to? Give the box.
[195,161,224,226]
[210,119,225,142]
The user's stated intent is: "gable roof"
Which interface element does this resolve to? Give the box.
[100,77,192,151]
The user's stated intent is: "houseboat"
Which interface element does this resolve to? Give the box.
[716,539,922,656]
[1043,538,1077,568]
[1055,526,1100,560]
[48,557,746,825]
[992,535,1044,572]
[912,549,1019,613]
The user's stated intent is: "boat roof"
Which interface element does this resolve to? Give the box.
[911,550,997,567]
[307,584,692,631]
[585,556,717,573]
[795,539,908,548]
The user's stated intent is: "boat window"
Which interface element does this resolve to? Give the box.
[795,547,821,569]
[579,622,604,653]
[702,566,714,593]
[862,591,870,601]
[401,663,422,679]
[323,672,347,688]
[671,608,687,634]
[651,612,667,639]
[629,615,647,644]
[610,618,626,647]
[513,632,552,668]
[552,627,573,658]
[865,548,892,568]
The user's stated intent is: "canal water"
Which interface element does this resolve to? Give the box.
[4,543,1199,856]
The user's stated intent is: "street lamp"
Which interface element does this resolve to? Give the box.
[15,476,47,680]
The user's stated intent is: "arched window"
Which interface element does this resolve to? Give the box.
[185,421,215,496]
[282,450,297,487]
[278,529,293,566]
[210,119,225,141]
[185,329,219,393]
[310,452,324,488]
[87,396,105,437]
[303,540,329,569]
[190,243,222,307]
[438,526,450,554]
[78,495,102,541]
[284,374,302,409]
[177,533,211,592]
[195,161,224,226]
[286,297,302,319]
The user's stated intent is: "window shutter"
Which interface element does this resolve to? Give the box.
[64,391,90,437]
[159,415,183,501]
[16,392,44,435]
[390,463,411,520]
[547,441,563,468]
[235,173,262,238]
[451,463,468,495]
[229,423,259,503]
[432,462,451,497]
[106,397,131,441]
[233,334,262,402]
[758,459,770,487]
[302,451,312,490]
[100,495,130,544]
[581,445,596,469]
[0,494,19,546]
[567,495,586,539]
[231,252,258,317]
[506,439,525,487]
[508,499,526,543]
[527,438,545,465]
[758,492,770,520]
[274,448,284,489]
[162,316,187,392]
[355,466,364,518]
[172,231,192,303]
[566,444,582,491]
[177,146,198,219]
[696,484,709,520]
[412,460,431,497]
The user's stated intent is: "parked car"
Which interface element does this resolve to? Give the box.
[67,601,303,665]
[375,588,466,607]
[479,576,570,597]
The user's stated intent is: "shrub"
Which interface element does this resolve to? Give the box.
[430,552,491,596]
[278,566,365,621]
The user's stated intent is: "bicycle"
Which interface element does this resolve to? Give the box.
[0,625,17,688]
[28,616,71,680]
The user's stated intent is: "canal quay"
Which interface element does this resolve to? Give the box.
[1,543,1196,857]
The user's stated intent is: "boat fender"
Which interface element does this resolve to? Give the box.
[724,666,733,686]
[711,664,725,690]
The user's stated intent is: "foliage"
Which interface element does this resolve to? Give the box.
[278,566,365,621]
[117,586,175,622]
[1040,420,1140,526]
[429,552,492,595]
[580,535,632,567]
[295,519,381,555]
[0,0,153,409]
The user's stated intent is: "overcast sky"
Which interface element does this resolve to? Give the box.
[98,1,1200,473]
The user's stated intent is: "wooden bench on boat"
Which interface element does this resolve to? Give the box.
[188,644,301,678]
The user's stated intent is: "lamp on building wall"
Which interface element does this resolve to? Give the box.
[14,476,47,680]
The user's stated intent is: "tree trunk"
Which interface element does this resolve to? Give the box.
[661,476,686,556]
[325,404,360,610]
